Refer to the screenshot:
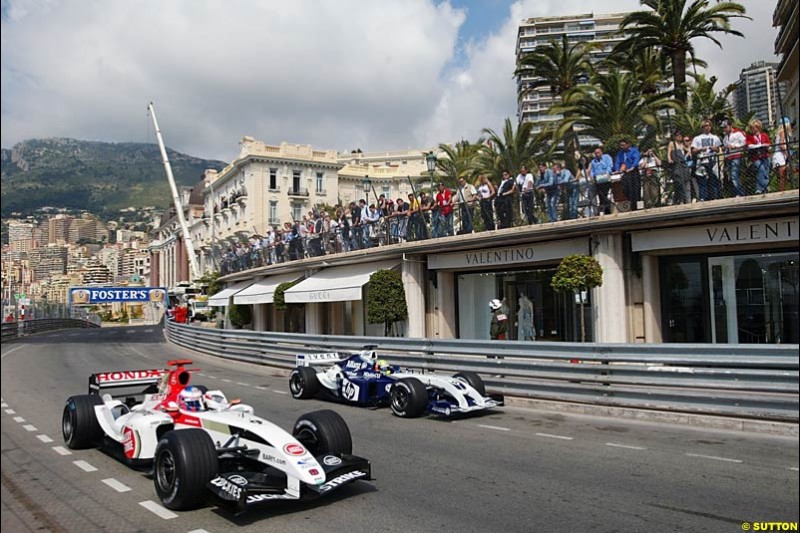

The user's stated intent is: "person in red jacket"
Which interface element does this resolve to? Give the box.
[433,182,454,238]
[745,118,771,194]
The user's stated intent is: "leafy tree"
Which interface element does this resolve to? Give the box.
[551,254,604,342]
[616,0,748,103]
[274,280,300,311]
[197,271,222,297]
[434,140,482,189]
[228,304,252,328]
[672,74,735,135]
[366,269,408,336]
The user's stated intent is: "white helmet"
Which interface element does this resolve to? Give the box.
[489,299,503,311]
[203,390,229,411]
[178,386,204,412]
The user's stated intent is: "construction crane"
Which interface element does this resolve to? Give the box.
[147,102,201,282]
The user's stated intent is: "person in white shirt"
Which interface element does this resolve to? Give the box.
[691,120,722,200]
[721,119,747,197]
[456,177,478,233]
[516,165,537,224]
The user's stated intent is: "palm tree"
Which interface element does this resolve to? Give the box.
[434,139,482,188]
[514,34,594,168]
[474,118,549,177]
[552,71,681,150]
[673,74,735,134]
[616,0,748,103]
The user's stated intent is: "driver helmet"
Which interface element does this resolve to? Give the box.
[203,390,229,411]
[489,299,503,311]
[178,386,204,412]
[375,359,392,375]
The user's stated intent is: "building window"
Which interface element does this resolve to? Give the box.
[269,201,278,224]
[292,170,302,194]
[292,205,302,222]
[269,168,278,190]
[316,172,324,193]
[382,186,391,197]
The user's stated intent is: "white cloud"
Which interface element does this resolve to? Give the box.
[0,0,779,161]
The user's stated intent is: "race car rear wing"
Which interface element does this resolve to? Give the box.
[88,369,167,393]
[295,353,347,367]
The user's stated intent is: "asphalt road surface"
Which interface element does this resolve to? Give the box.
[2,325,798,533]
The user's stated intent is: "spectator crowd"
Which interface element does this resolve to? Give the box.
[220,117,797,275]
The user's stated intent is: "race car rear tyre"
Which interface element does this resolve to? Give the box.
[62,394,104,449]
[453,371,486,396]
[154,429,218,511]
[289,367,320,399]
[293,409,352,455]
[390,378,428,418]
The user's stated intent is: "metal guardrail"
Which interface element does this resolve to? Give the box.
[165,322,799,422]
[1,319,100,342]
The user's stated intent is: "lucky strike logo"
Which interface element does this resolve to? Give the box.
[284,443,306,456]
[96,370,162,382]
[123,427,137,459]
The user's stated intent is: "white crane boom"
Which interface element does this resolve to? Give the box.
[147,102,201,281]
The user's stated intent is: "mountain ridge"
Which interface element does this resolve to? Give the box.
[1,137,227,216]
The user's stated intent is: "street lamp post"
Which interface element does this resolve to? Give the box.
[362,175,371,204]
[425,151,437,194]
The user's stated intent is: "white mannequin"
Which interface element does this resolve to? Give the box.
[518,295,535,341]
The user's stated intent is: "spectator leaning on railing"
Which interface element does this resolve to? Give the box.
[477,175,496,231]
[615,138,642,210]
[535,163,557,223]
[773,117,793,192]
[433,182,454,238]
[516,165,537,224]
[746,118,771,195]
[691,119,722,201]
[590,146,614,214]
[721,120,747,197]
[495,170,516,229]
[456,177,478,234]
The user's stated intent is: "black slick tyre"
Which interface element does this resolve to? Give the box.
[62,394,104,449]
[153,429,218,511]
[390,378,428,418]
[289,367,320,399]
[453,371,486,396]
[293,409,352,455]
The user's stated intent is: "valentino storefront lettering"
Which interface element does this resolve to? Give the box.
[705,220,795,243]
[631,217,799,252]
[428,239,587,270]
[465,248,536,265]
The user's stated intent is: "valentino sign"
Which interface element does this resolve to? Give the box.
[631,217,798,252]
[428,239,587,270]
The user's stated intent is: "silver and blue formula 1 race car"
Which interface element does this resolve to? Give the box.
[62,359,371,513]
[289,349,503,418]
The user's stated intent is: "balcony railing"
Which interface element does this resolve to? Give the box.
[288,187,309,197]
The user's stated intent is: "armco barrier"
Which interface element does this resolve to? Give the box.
[1,318,100,342]
[165,321,799,422]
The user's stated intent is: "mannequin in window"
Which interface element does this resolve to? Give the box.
[518,295,536,341]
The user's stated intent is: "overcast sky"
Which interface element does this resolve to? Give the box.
[1,0,780,162]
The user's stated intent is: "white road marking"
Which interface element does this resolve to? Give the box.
[197,373,206,377]
[536,433,574,441]
[788,467,798,472]
[52,446,72,456]
[236,382,250,387]
[139,500,178,519]
[23,425,37,432]
[1,345,25,358]
[144,329,154,333]
[37,435,54,443]
[221,379,232,383]
[476,424,511,432]
[685,453,742,463]
[102,478,132,492]
[73,460,98,472]
[126,330,135,334]
[272,390,288,395]
[13,416,26,423]
[188,529,211,533]
[68,333,79,337]
[1,403,8,408]
[605,442,647,450]
[207,375,217,379]
[5,409,16,414]
[255,386,268,391]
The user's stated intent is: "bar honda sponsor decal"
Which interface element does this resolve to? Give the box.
[284,443,306,456]
[323,455,342,466]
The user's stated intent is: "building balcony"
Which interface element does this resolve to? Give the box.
[288,187,309,197]
[315,189,327,196]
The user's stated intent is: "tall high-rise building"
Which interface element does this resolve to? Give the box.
[516,12,632,135]
[8,221,36,254]
[48,214,73,244]
[773,0,798,126]
[733,61,787,128]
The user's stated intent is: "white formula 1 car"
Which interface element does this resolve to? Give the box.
[61,359,371,512]
[290,349,504,418]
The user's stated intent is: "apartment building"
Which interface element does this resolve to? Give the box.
[773,0,799,125]
[733,61,788,128]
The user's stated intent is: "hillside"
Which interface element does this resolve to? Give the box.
[1,138,227,216]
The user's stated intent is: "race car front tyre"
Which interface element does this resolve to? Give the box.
[390,378,428,418]
[62,394,104,449]
[293,409,353,455]
[154,429,218,511]
[289,367,320,399]
[453,371,486,396]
